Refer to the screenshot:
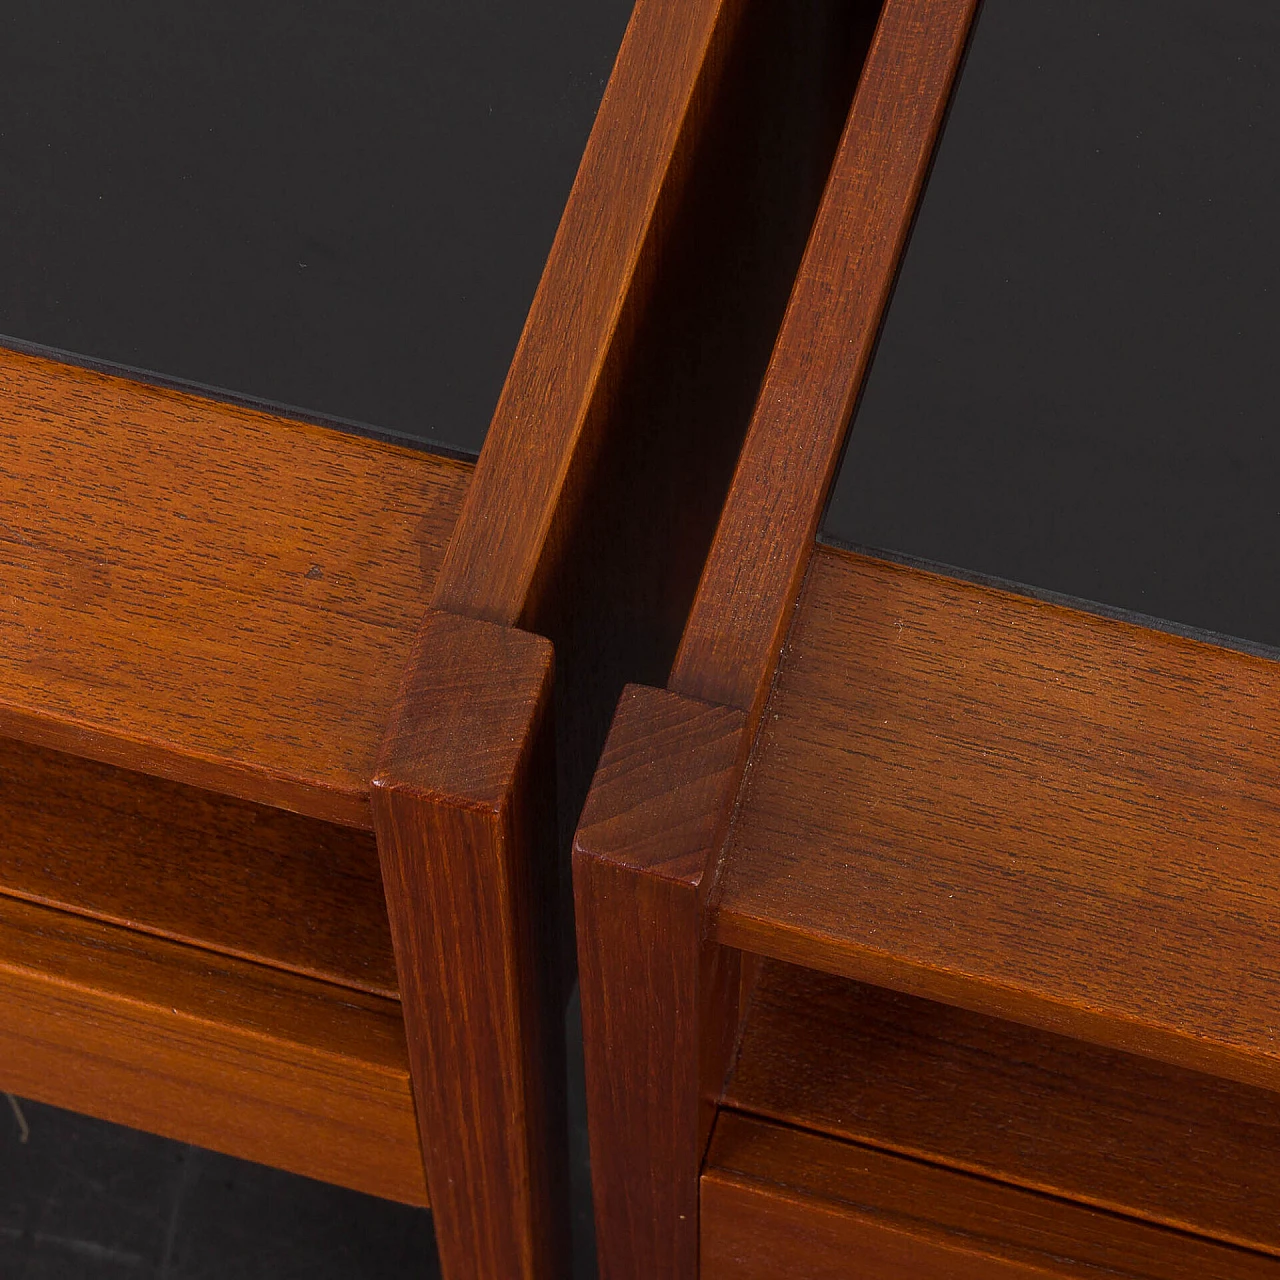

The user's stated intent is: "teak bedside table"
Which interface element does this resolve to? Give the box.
[0,1,865,1276]
[576,0,1280,1276]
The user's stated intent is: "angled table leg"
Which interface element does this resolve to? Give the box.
[373,610,567,1280]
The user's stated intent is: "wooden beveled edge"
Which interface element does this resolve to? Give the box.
[669,0,979,725]
[430,0,744,627]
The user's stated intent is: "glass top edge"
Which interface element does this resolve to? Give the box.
[0,332,479,463]
[816,530,1280,667]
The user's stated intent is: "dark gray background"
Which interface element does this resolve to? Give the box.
[0,0,633,455]
[1,1095,439,1280]
[824,0,1280,649]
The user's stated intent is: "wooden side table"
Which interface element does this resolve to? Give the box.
[0,0,865,1275]
[576,0,1280,1274]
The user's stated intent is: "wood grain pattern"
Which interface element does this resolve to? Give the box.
[373,612,563,1280]
[728,961,1280,1257]
[0,735,397,997]
[518,0,874,876]
[703,1112,1280,1280]
[716,545,1280,1092]
[6,1,854,1271]
[567,7,980,1272]
[670,0,978,724]
[399,4,873,1269]
[0,347,469,827]
[574,684,752,1280]
[431,0,735,627]
[0,892,425,1207]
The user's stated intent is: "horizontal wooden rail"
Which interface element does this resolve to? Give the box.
[703,1112,1278,1280]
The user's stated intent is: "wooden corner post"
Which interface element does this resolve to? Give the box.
[372,611,566,1280]
[574,685,752,1280]
[573,1,984,1275]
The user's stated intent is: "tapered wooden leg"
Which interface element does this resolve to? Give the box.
[574,685,752,1280]
[372,611,567,1280]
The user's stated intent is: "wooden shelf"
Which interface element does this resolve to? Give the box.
[0,736,398,998]
[716,544,1280,1092]
[0,346,471,827]
[726,961,1280,1258]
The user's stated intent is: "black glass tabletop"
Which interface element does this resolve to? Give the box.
[0,0,632,455]
[823,0,1280,651]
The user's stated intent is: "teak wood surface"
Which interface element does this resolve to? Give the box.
[366,0,864,1271]
[0,347,469,829]
[2,0,861,1274]
[671,0,977,724]
[575,684,752,1278]
[0,735,396,996]
[573,0,1280,1274]
[373,613,565,1280]
[431,0,735,628]
[0,892,425,1207]
[702,1113,1280,1280]
[575,0,980,1273]
[717,546,1280,1094]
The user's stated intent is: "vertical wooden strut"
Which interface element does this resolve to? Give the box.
[574,686,751,1279]
[371,0,742,1273]
[373,612,565,1280]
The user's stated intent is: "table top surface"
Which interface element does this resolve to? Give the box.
[0,0,633,457]
[823,0,1280,651]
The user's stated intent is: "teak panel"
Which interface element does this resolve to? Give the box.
[0,736,397,998]
[0,346,470,826]
[0,893,425,1207]
[728,961,1280,1257]
[703,1113,1279,1280]
[716,545,1280,1091]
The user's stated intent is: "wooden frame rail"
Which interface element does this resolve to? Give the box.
[725,962,1280,1260]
